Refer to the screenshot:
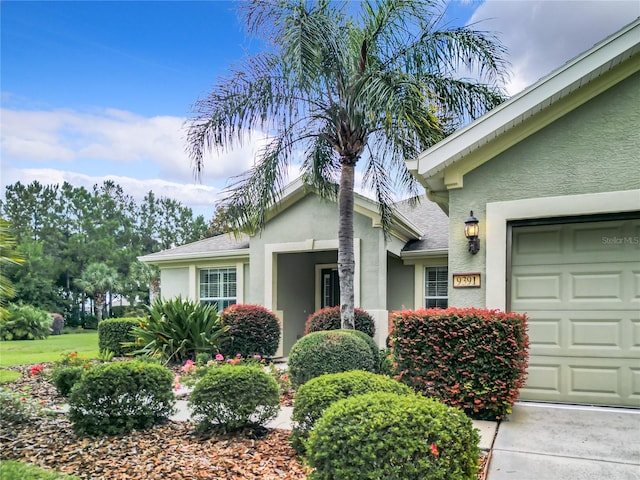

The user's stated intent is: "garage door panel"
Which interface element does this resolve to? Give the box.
[571,272,622,300]
[633,271,640,300]
[572,222,626,253]
[527,310,636,357]
[512,218,640,407]
[513,220,638,266]
[513,228,562,256]
[513,273,562,302]
[513,264,639,309]
[632,368,640,403]
[521,357,640,406]
[524,363,562,395]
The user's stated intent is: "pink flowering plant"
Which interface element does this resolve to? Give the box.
[175,354,291,397]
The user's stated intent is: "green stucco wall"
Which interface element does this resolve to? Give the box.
[249,193,388,311]
[448,71,640,307]
[387,255,414,311]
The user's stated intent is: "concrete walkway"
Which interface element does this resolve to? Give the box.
[171,400,498,450]
[487,402,640,480]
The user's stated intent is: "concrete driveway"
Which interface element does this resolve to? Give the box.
[488,402,640,480]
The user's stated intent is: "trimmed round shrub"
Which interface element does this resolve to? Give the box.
[305,306,375,338]
[0,303,52,341]
[307,392,480,480]
[98,317,139,356]
[218,304,281,357]
[188,364,280,433]
[51,366,86,397]
[291,371,413,453]
[287,330,376,388]
[49,313,65,336]
[345,329,380,373]
[68,360,175,436]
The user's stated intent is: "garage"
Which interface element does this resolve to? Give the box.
[510,216,640,407]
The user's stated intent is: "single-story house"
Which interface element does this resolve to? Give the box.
[139,178,450,358]
[406,19,639,407]
[141,18,639,408]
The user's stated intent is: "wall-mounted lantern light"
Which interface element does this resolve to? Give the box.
[464,211,480,254]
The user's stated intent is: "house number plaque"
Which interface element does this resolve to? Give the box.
[452,273,481,288]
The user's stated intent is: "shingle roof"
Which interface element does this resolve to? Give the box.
[140,191,450,264]
[394,197,449,252]
[139,233,249,263]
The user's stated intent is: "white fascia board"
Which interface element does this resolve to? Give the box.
[411,19,640,180]
[138,249,249,265]
[400,248,448,260]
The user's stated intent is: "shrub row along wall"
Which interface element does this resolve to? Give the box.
[391,307,529,420]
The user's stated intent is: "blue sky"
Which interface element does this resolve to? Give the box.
[2,1,638,219]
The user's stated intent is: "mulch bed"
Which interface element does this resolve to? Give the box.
[1,364,488,479]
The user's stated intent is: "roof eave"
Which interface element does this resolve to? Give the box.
[408,18,640,187]
[138,248,249,265]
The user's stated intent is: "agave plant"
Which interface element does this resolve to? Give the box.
[127,296,229,364]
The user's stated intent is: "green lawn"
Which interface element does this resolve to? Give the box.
[0,332,99,367]
[0,460,80,480]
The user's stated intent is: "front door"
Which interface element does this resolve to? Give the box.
[321,267,340,308]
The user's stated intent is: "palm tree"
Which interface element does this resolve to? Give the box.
[75,262,120,322]
[187,0,507,328]
[0,218,24,321]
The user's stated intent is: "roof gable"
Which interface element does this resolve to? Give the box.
[139,178,452,264]
[407,19,640,212]
[263,177,425,242]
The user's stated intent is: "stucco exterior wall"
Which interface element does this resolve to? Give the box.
[387,255,414,312]
[243,263,251,303]
[277,250,337,354]
[249,193,387,310]
[159,267,190,299]
[448,72,640,307]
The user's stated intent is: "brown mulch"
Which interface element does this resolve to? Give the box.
[1,365,489,479]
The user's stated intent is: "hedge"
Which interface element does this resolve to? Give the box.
[98,317,140,356]
[391,307,529,420]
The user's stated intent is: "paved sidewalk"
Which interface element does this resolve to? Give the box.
[487,402,640,480]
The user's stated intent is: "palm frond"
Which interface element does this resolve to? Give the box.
[301,133,340,200]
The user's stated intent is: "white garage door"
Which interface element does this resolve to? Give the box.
[511,217,640,407]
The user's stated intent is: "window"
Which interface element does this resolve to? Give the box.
[199,267,236,311]
[425,266,448,308]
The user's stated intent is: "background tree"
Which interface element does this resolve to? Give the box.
[1,180,209,319]
[187,0,508,328]
[122,261,160,306]
[75,262,120,321]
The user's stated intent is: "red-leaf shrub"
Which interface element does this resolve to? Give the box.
[304,306,375,338]
[391,308,529,420]
[218,304,281,358]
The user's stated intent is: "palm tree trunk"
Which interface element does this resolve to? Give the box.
[338,161,355,329]
[95,292,104,322]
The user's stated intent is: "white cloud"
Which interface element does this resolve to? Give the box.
[0,107,269,184]
[468,0,639,95]
[0,167,222,219]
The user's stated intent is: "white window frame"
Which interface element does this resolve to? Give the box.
[424,265,448,308]
[199,266,237,311]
